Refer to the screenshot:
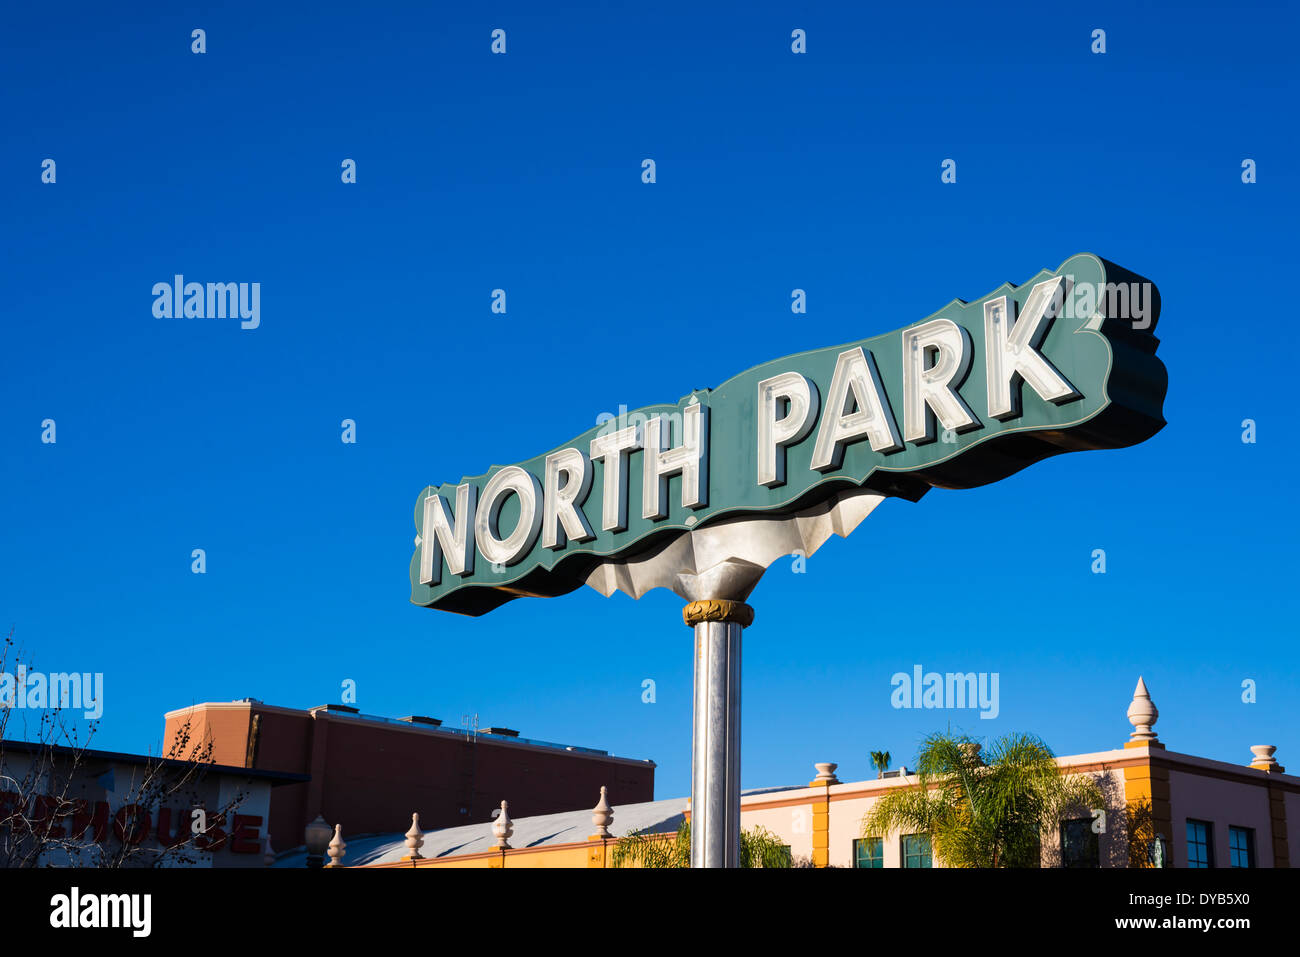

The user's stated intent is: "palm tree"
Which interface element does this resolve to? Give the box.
[861,731,1103,868]
[609,820,793,868]
[870,750,891,779]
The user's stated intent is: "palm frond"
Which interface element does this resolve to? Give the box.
[860,730,1109,868]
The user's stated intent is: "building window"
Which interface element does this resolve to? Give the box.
[1060,817,1100,868]
[902,833,932,868]
[854,837,883,868]
[1186,820,1214,868]
[1228,827,1255,868]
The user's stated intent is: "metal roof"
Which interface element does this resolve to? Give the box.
[273,787,800,866]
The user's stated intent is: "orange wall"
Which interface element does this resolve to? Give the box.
[165,704,654,853]
[164,704,251,768]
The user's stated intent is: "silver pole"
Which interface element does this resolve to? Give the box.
[686,600,752,868]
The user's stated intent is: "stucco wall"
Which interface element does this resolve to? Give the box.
[1168,768,1274,867]
[739,765,1129,868]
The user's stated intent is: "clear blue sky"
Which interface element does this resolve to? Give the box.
[2,1,1296,803]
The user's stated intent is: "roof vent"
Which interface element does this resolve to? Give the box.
[314,704,360,714]
[399,715,443,726]
[481,727,519,738]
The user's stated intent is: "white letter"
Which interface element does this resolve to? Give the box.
[811,347,902,470]
[984,279,1080,420]
[420,483,477,584]
[475,466,543,567]
[642,404,708,520]
[901,319,978,444]
[589,425,642,532]
[50,894,70,929]
[133,895,151,938]
[757,372,819,486]
[542,448,595,548]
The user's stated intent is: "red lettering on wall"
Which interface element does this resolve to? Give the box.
[72,800,110,843]
[112,804,151,845]
[32,795,66,838]
[1,790,253,855]
[154,806,193,848]
[195,810,227,852]
[231,814,263,854]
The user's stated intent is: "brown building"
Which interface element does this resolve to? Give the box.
[163,700,656,853]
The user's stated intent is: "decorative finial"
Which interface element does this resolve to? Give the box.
[1126,676,1160,744]
[592,786,614,837]
[326,823,347,867]
[492,800,513,849]
[405,812,425,859]
[812,762,840,784]
[304,814,333,869]
[1249,745,1285,773]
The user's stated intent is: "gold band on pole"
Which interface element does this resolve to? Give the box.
[682,600,755,629]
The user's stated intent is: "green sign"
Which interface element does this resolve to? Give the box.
[411,253,1167,616]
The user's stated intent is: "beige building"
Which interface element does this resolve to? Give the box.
[749,678,1293,868]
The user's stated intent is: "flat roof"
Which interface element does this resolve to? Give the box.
[167,700,656,768]
[0,737,310,786]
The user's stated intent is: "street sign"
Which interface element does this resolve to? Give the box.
[411,253,1167,616]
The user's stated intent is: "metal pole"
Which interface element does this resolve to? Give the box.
[685,599,753,868]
